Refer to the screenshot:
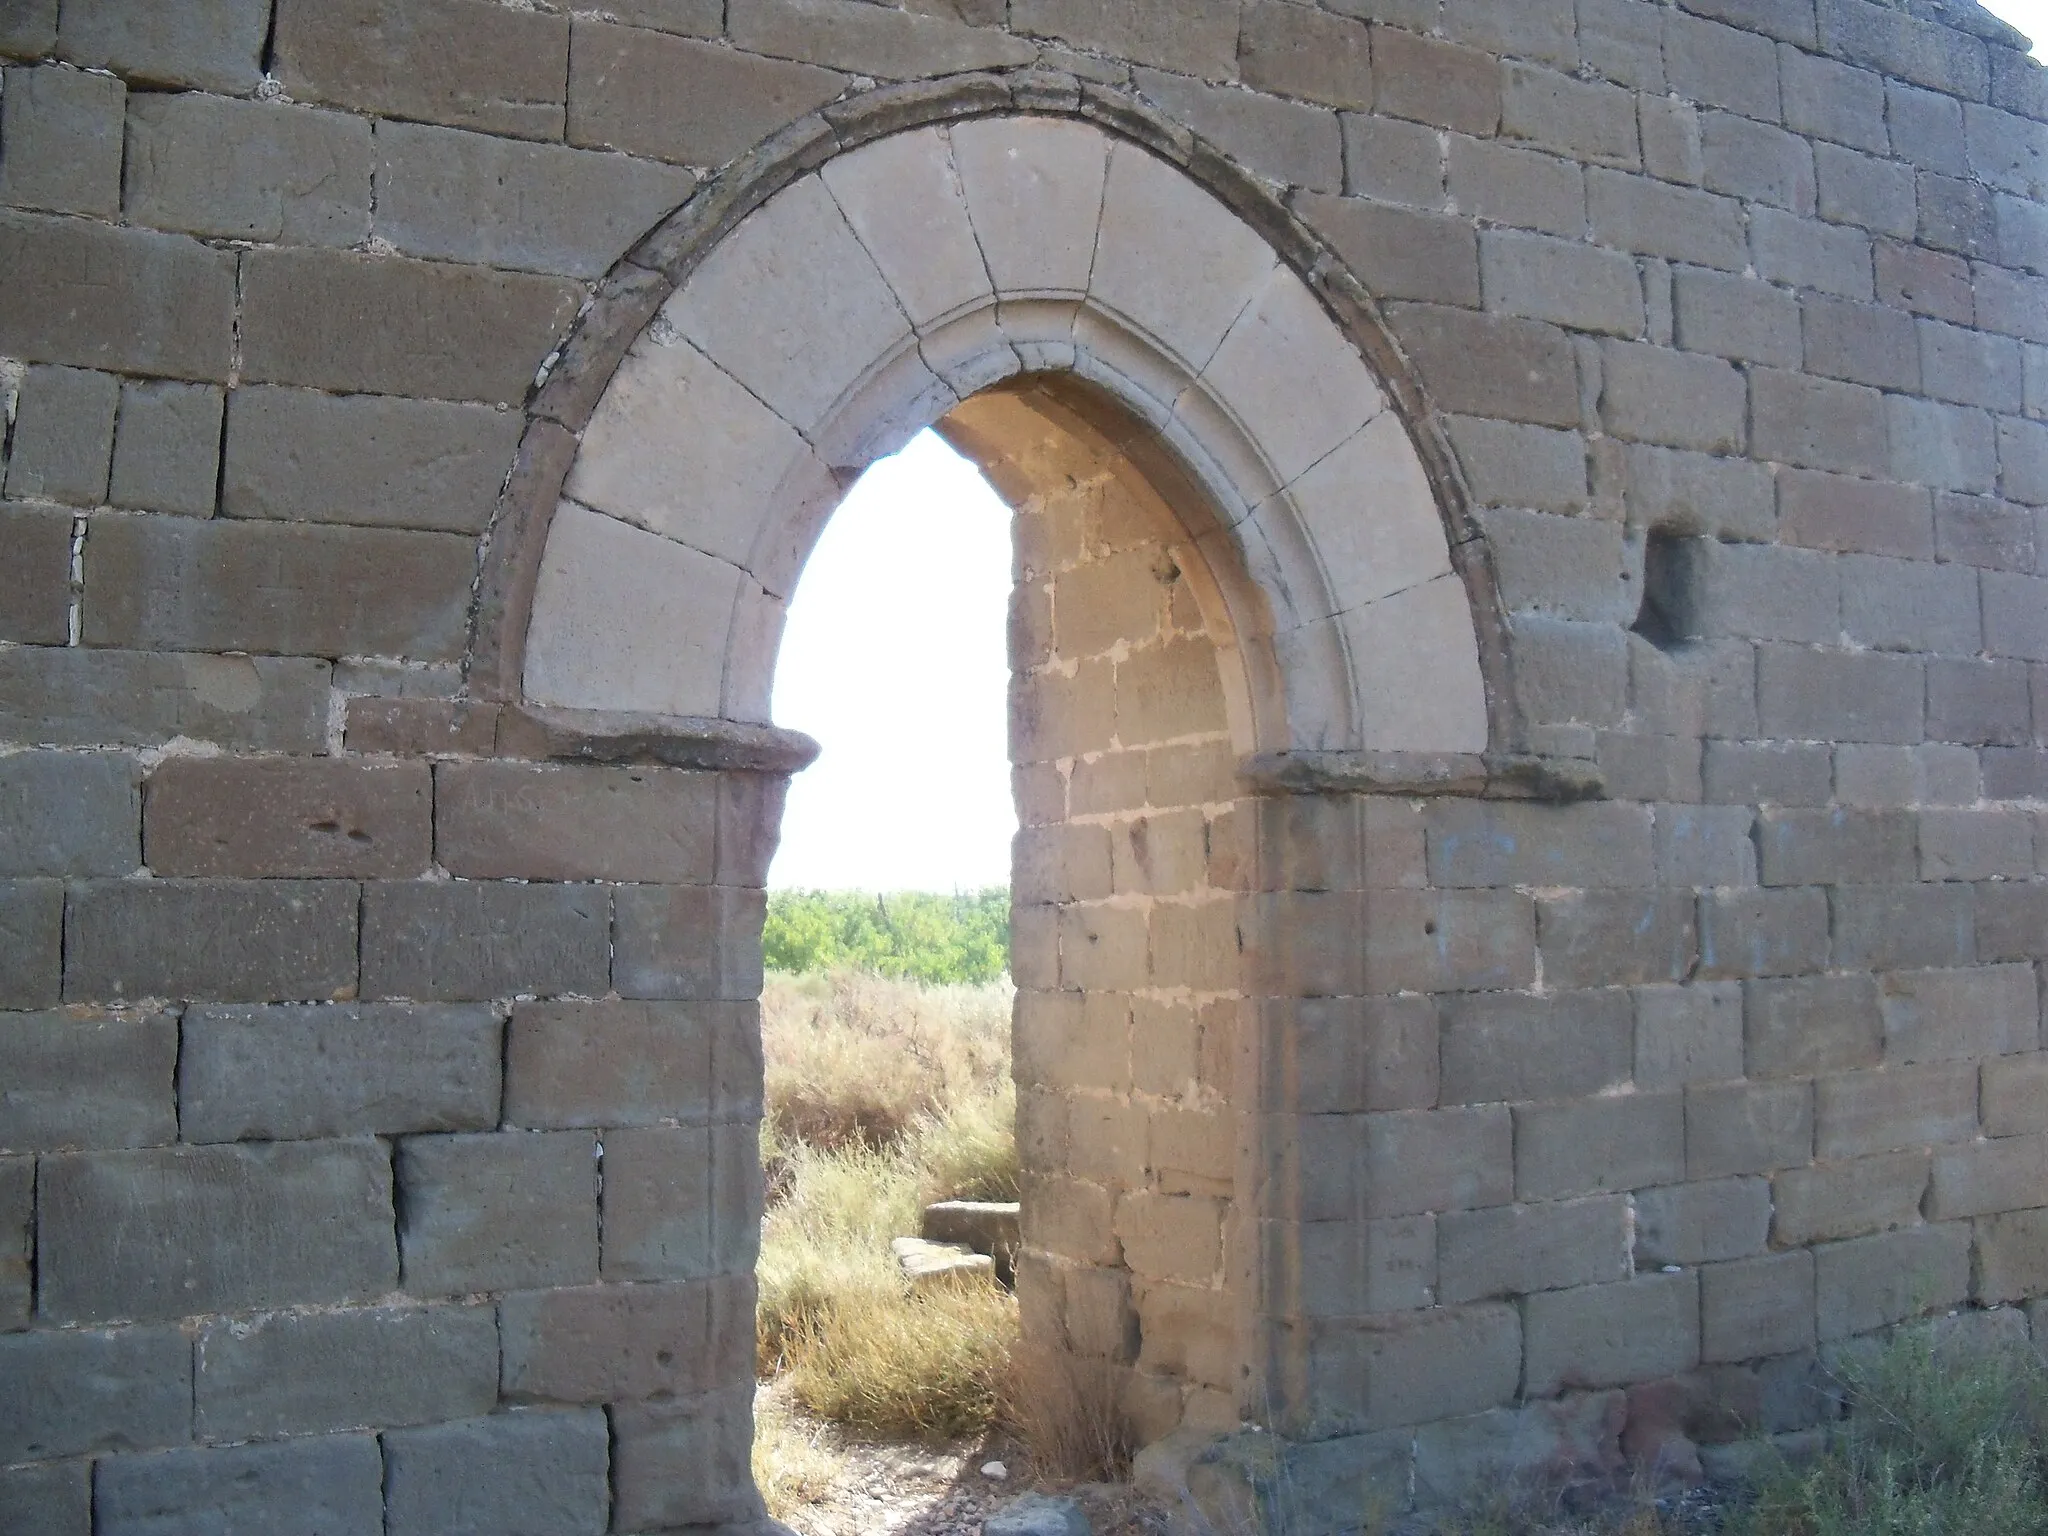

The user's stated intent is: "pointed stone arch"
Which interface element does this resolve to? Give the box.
[469,77,1525,775]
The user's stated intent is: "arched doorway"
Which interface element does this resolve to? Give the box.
[470,97,1502,1522]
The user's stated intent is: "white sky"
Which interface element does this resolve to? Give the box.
[1985,0,2048,53]
[769,12,2045,889]
[767,431,1015,891]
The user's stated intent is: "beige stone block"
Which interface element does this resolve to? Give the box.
[1340,574,1490,753]
[1772,1150,1929,1246]
[1115,1191,1222,1284]
[565,335,819,571]
[820,126,989,329]
[1291,413,1454,618]
[523,500,737,716]
[1927,1134,2048,1221]
[950,116,1108,298]
[721,579,788,722]
[1091,140,1278,371]
[1815,1223,1971,1340]
[665,174,908,435]
[917,306,1025,399]
[1194,263,1385,487]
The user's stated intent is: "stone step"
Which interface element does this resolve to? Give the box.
[922,1200,1021,1285]
[891,1235,993,1288]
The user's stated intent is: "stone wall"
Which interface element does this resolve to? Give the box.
[1,0,2046,1531]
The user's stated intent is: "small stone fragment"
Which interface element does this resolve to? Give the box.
[984,1491,1090,1536]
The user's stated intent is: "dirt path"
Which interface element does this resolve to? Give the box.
[758,1384,1167,1536]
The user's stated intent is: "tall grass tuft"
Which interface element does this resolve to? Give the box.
[756,970,1020,1443]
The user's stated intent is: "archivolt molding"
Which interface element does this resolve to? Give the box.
[469,71,1533,768]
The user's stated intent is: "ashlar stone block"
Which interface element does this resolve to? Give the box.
[384,1410,609,1536]
[398,1131,599,1296]
[95,1434,386,1536]
[0,1008,175,1152]
[125,95,372,247]
[109,379,224,518]
[0,63,121,217]
[821,125,990,330]
[0,1325,191,1462]
[39,1141,397,1324]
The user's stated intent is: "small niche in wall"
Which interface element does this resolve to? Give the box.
[1631,529,1702,653]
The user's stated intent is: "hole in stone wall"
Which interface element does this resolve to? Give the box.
[1631,529,1702,652]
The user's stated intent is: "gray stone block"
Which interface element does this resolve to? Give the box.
[180,1003,502,1142]
[1588,169,1747,269]
[1881,963,2039,1064]
[611,1388,761,1531]
[1702,1249,1817,1362]
[614,884,766,1000]
[2002,415,2048,505]
[1782,46,1887,150]
[1751,207,1874,300]
[1756,644,1924,744]
[239,246,582,407]
[57,0,265,89]
[1474,508,1633,623]
[275,0,569,138]
[360,880,609,1002]
[1537,891,1696,989]
[1502,61,1640,169]
[1978,882,2048,963]
[0,1460,89,1535]
[0,647,331,752]
[1701,114,1815,218]
[1697,887,1831,979]
[377,120,694,279]
[601,1125,726,1281]
[1777,1149,1930,1241]
[1375,29,1500,134]
[398,1130,598,1295]
[1580,0,1666,88]
[1814,1222,1971,1340]
[1436,1196,1628,1304]
[3,363,117,505]
[1840,552,1982,654]
[1922,318,2025,411]
[0,1008,175,1152]
[0,0,57,58]
[1359,1106,1514,1219]
[0,877,63,1009]
[222,385,523,534]
[94,1434,385,1536]
[1600,340,1747,451]
[1920,807,2035,880]
[1426,801,1652,889]
[1814,143,1917,237]
[499,1274,750,1401]
[83,513,475,662]
[1481,229,1644,337]
[125,94,372,248]
[0,1154,28,1324]
[1635,981,1744,1088]
[1746,973,1883,1077]
[505,999,761,1130]
[385,1409,609,1536]
[1523,1271,1697,1395]
[0,501,71,643]
[1449,137,1586,238]
[145,757,432,880]
[1514,1093,1683,1200]
[1385,302,1580,427]
[1934,492,2034,570]
[1653,804,1755,887]
[1635,1176,1770,1265]
[1441,416,1588,513]
[1687,1078,1813,1180]
[0,1325,190,1462]
[0,749,138,875]
[1816,1060,1978,1159]
[728,0,1035,77]
[1921,172,2000,258]
[435,761,717,883]
[1673,267,1802,367]
[108,379,224,518]
[0,63,122,217]
[196,1304,499,1441]
[1803,294,1920,389]
[1819,0,1989,100]
[1890,395,1999,492]
[1832,883,1974,971]
[1622,443,1775,540]
[1889,80,1969,176]
[1655,536,1842,644]
[567,17,844,166]
[65,878,358,1005]
[1294,192,1480,307]
[39,1140,396,1323]
[1013,0,1237,74]
[0,211,236,380]
[1136,69,1343,193]
[1985,571,2048,660]
[1777,467,1932,557]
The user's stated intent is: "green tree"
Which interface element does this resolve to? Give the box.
[763,888,1010,984]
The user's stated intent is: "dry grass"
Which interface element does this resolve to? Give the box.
[756,970,1021,1448]
[1007,1341,1136,1484]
